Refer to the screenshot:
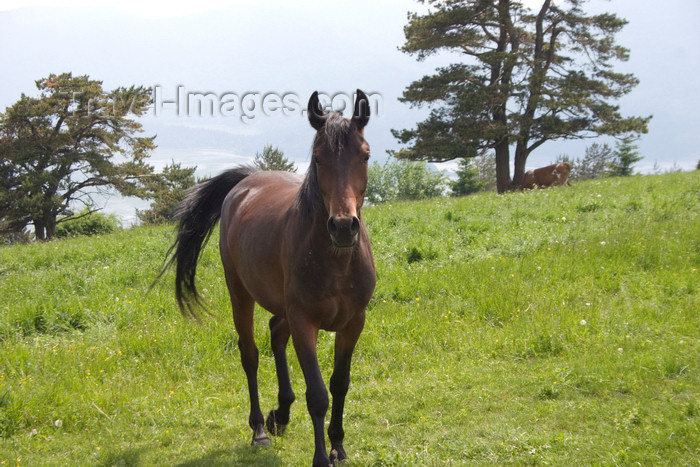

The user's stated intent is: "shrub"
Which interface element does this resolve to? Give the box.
[55,210,121,238]
[367,157,447,204]
[0,229,31,245]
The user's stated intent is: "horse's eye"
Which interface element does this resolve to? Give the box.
[364,153,370,162]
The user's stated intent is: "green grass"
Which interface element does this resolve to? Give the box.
[1,172,698,465]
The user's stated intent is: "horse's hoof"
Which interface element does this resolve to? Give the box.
[251,434,271,447]
[311,455,332,467]
[266,410,288,436]
[329,448,347,465]
[251,426,271,447]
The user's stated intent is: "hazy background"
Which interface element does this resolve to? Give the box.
[1,0,698,223]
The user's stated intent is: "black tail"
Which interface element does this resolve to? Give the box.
[159,166,257,320]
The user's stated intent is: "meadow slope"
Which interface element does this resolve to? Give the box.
[1,171,698,465]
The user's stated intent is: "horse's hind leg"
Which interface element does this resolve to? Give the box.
[266,315,295,436]
[227,280,270,446]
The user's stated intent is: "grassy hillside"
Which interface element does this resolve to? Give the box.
[1,172,698,465]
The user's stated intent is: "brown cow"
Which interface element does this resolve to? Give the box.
[520,162,571,190]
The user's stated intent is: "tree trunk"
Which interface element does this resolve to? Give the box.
[34,219,46,241]
[33,215,58,240]
[494,140,512,194]
[45,217,57,240]
[512,146,528,189]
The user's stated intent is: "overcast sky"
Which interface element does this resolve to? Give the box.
[1,0,698,222]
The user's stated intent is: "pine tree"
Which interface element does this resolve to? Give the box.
[578,143,614,180]
[393,0,651,193]
[608,135,642,177]
[451,158,485,196]
[253,145,296,172]
[0,73,155,239]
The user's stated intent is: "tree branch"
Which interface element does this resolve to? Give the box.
[51,103,70,139]
[480,22,498,43]
[22,117,49,152]
[55,206,102,225]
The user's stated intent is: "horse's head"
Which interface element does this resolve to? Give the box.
[307,90,370,249]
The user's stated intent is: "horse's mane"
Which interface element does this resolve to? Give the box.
[318,112,351,155]
[296,112,352,218]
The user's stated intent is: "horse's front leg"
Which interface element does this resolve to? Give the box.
[328,313,365,464]
[267,315,295,436]
[289,315,330,467]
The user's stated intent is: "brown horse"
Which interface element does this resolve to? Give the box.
[163,90,376,466]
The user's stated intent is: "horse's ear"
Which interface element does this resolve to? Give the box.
[308,91,326,130]
[352,89,370,129]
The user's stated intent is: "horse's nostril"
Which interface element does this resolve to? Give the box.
[327,217,338,236]
[350,216,360,235]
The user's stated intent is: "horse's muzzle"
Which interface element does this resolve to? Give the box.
[327,215,360,248]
